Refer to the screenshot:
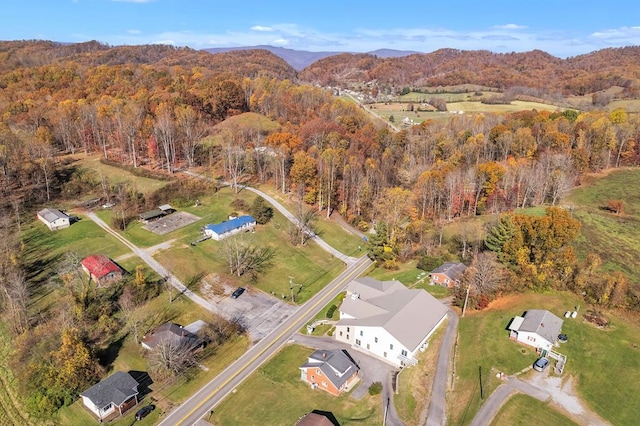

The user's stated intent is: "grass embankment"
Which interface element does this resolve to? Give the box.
[566,168,640,279]
[450,292,640,426]
[211,344,382,425]
[0,325,35,426]
[490,394,578,426]
[394,319,447,425]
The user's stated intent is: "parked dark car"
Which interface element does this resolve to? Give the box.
[533,357,550,372]
[135,404,155,421]
[231,287,246,299]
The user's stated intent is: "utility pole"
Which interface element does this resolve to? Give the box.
[289,276,295,303]
[462,286,470,317]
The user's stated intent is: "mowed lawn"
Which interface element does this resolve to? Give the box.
[449,291,640,426]
[210,344,382,425]
[154,199,345,304]
[490,394,578,426]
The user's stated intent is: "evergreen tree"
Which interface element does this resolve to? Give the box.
[250,196,274,224]
[485,214,516,260]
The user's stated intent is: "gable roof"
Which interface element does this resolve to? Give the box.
[346,277,406,299]
[37,208,68,223]
[300,349,359,390]
[339,278,448,351]
[80,371,138,409]
[139,208,164,220]
[81,255,121,279]
[204,215,256,235]
[515,309,563,344]
[141,322,200,350]
[430,262,467,281]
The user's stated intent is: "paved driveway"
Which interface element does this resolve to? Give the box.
[291,334,405,426]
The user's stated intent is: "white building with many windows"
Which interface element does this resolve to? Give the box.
[334,277,449,368]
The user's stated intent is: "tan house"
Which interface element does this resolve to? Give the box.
[299,349,360,396]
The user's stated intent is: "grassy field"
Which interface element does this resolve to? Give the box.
[367,260,452,299]
[490,394,578,426]
[565,168,640,278]
[210,344,382,425]
[449,291,640,426]
[66,154,171,196]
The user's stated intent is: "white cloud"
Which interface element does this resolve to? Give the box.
[251,25,273,32]
[272,38,289,46]
[127,29,142,34]
[493,24,527,30]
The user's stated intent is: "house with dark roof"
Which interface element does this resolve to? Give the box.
[299,349,360,396]
[203,215,256,241]
[80,371,139,422]
[429,262,467,287]
[141,322,203,352]
[37,208,70,231]
[81,255,123,286]
[334,277,449,368]
[296,410,340,426]
[508,309,564,352]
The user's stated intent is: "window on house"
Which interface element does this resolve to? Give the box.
[339,331,343,337]
[347,327,350,333]
[356,339,361,346]
[375,337,378,343]
[316,368,321,375]
[384,352,387,358]
[367,344,370,349]
[390,344,394,350]
[311,375,315,381]
[401,349,408,356]
[359,330,363,337]
[346,334,349,340]
[322,381,328,387]
[433,276,438,281]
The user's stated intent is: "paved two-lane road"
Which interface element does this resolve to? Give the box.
[159,255,372,426]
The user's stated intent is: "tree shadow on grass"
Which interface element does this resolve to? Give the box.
[96,334,126,371]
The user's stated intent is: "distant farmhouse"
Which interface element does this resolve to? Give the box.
[299,349,360,396]
[80,371,139,422]
[334,277,449,368]
[81,255,123,286]
[37,208,70,231]
[141,321,204,352]
[139,204,174,222]
[204,215,256,241]
[429,262,467,287]
[508,309,564,353]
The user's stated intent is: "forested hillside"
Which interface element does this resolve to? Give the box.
[1,39,640,420]
[298,46,640,97]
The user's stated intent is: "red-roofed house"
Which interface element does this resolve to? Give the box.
[81,255,123,286]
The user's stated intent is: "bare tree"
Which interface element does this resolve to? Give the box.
[220,234,276,281]
[462,252,503,295]
[0,266,29,335]
[119,286,143,343]
[220,128,247,192]
[148,337,198,377]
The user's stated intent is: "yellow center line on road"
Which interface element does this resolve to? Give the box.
[172,258,370,425]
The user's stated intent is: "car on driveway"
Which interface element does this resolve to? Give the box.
[533,357,550,372]
[231,287,246,299]
[135,404,155,420]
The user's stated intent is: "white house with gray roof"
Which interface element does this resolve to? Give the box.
[37,208,70,231]
[80,371,139,421]
[334,277,449,368]
[508,309,563,352]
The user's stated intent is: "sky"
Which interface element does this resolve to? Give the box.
[2,0,640,58]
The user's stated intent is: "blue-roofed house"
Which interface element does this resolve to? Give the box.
[204,215,257,241]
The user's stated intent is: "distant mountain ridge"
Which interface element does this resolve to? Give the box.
[202,45,419,70]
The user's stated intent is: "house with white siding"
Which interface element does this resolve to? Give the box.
[508,309,563,353]
[37,208,70,231]
[334,277,449,368]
